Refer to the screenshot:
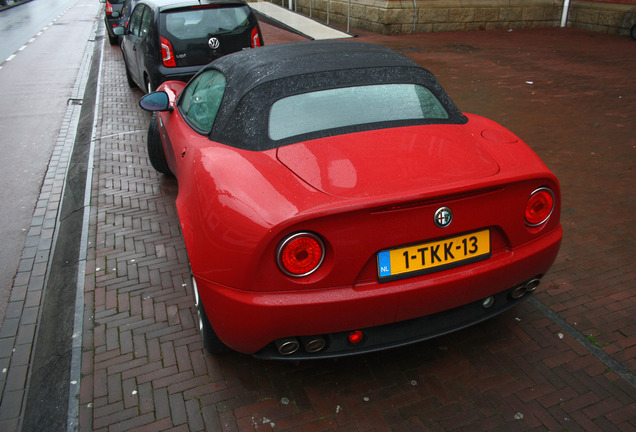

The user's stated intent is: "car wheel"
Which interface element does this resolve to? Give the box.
[192,275,228,354]
[631,24,636,40]
[146,113,172,175]
[124,60,136,88]
[108,32,118,45]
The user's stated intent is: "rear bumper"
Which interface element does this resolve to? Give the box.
[254,283,533,360]
[195,226,561,358]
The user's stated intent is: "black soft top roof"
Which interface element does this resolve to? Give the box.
[194,40,467,150]
[208,40,422,99]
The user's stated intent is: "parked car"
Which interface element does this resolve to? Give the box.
[115,0,142,34]
[139,40,562,360]
[101,0,125,45]
[116,0,263,93]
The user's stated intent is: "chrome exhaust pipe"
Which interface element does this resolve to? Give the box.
[525,278,541,292]
[510,285,527,299]
[482,296,495,309]
[300,336,326,353]
[275,337,300,355]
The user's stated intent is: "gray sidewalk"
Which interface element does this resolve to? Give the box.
[0,0,33,12]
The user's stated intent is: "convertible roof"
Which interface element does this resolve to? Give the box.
[196,40,467,150]
[206,40,421,98]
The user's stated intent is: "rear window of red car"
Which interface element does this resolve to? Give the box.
[268,84,449,141]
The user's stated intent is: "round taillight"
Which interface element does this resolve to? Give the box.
[525,187,555,226]
[277,232,325,277]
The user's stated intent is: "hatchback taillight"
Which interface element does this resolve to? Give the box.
[277,233,325,277]
[105,0,113,15]
[160,36,176,67]
[251,27,261,48]
[525,187,555,226]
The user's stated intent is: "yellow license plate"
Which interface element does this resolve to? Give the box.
[377,230,491,280]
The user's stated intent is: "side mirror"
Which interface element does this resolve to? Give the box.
[140,91,171,112]
[112,11,120,18]
[99,0,106,3]
[113,26,125,36]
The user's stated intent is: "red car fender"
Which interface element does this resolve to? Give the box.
[175,144,330,286]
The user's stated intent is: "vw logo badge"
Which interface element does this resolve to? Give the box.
[434,207,453,228]
[208,37,220,49]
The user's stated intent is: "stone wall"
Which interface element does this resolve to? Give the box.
[568,1,636,36]
[291,0,562,34]
[265,0,636,35]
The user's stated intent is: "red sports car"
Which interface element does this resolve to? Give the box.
[140,40,562,359]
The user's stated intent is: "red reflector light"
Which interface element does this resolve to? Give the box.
[277,233,324,277]
[160,36,176,67]
[525,187,555,226]
[251,27,261,48]
[348,331,364,344]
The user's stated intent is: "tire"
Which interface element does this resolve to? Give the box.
[192,276,228,354]
[124,59,136,88]
[631,24,636,41]
[146,113,172,175]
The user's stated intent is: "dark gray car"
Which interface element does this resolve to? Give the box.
[117,0,263,93]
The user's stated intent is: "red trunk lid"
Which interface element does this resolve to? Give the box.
[276,125,500,199]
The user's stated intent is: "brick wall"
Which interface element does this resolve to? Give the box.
[272,0,636,35]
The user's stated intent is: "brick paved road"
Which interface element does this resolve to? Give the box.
[79,24,635,431]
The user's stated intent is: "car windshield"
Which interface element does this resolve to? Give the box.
[162,6,251,40]
[268,84,449,141]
